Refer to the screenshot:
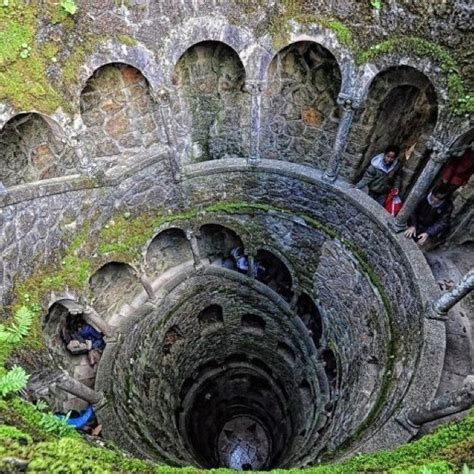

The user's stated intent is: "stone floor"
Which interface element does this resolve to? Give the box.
[420,242,474,433]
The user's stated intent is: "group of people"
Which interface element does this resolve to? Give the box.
[356,144,473,246]
[62,315,106,366]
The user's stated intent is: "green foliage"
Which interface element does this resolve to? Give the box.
[38,411,76,438]
[0,425,32,444]
[370,0,382,10]
[60,0,77,15]
[0,366,29,398]
[0,306,34,345]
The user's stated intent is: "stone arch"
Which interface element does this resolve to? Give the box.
[197,223,244,264]
[348,66,438,195]
[146,227,193,277]
[198,304,224,327]
[172,41,249,162]
[80,62,164,169]
[260,41,342,170]
[0,112,76,187]
[296,293,323,347]
[74,40,162,104]
[89,261,143,324]
[162,16,253,86]
[241,313,266,335]
[255,249,294,301]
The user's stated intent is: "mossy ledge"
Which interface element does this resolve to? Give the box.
[0,396,472,473]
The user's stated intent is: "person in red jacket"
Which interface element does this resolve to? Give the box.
[441,146,474,192]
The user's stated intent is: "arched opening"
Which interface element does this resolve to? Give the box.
[241,314,266,335]
[198,224,244,264]
[80,63,163,168]
[146,228,193,276]
[198,304,224,326]
[0,113,75,187]
[172,41,248,162]
[43,300,104,412]
[348,66,437,195]
[260,41,342,169]
[296,293,323,347]
[89,262,143,324]
[321,348,338,390]
[255,249,293,300]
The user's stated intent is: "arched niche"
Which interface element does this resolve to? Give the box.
[172,41,248,162]
[89,262,142,323]
[255,249,293,301]
[0,113,75,187]
[80,63,163,168]
[198,304,224,327]
[321,348,338,389]
[197,224,244,264]
[348,66,437,195]
[296,293,323,347]
[42,300,101,411]
[241,313,266,336]
[146,228,193,276]
[260,41,342,169]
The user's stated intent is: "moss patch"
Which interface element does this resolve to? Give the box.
[0,3,67,113]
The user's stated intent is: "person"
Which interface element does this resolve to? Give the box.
[404,184,453,246]
[440,146,474,193]
[356,145,403,205]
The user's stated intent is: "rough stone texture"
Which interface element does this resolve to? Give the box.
[80,64,166,169]
[260,42,341,169]
[172,41,250,162]
[344,66,438,194]
[0,113,76,186]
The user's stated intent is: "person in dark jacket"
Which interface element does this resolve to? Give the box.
[356,145,403,205]
[404,184,454,245]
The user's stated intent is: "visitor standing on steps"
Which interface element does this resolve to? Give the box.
[404,183,454,246]
[356,145,403,206]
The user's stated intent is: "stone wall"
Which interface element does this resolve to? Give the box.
[172,41,250,162]
[0,113,76,186]
[260,41,341,169]
[80,64,165,169]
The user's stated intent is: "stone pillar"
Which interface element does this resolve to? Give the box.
[0,181,7,198]
[400,375,474,428]
[247,255,255,278]
[82,306,114,337]
[245,80,264,162]
[323,94,359,182]
[186,230,203,270]
[433,269,474,316]
[55,371,104,406]
[135,272,155,301]
[156,87,180,181]
[390,139,450,232]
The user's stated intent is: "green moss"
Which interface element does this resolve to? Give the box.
[0,396,472,472]
[116,34,138,47]
[0,3,67,113]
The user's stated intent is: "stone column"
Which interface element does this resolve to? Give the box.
[0,182,7,198]
[390,139,450,232]
[245,80,264,162]
[247,255,255,278]
[433,269,474,316]
[186,230,203,270]
[82,306,114,337]
[400,375,474,428]
[156,87,180,181]
[135,272,155,301]
[323,93,359,182]
[55,371,104,406]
